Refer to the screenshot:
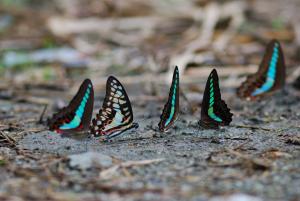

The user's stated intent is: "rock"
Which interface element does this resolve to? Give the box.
[68,152,113,170]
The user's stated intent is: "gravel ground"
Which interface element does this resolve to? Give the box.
[1,83,296,201]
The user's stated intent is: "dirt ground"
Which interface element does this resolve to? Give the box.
[1,0,300,200]
[0,79,298,201]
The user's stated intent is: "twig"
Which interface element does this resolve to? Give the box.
[0,131,16,148]
[225,148,271,170]
[15,149,40,160]
[87,182,163,194]
[285,136,300,146]
[100,158,164,179]
[17,128,46,136]
[48,16,160,37]
[232,124,274,131]
[225,148,248,159]
[107,136,155,144]
[183,132,249,141]
[233,140,251,150]
[119,158,164,168]
[169,1,247,73]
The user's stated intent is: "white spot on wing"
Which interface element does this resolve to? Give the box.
[117,90,123,96]
[119,99,126,104]
[113,103,120,108]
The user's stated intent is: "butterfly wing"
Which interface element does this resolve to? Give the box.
[48,79,94,134]
[199,69,233,129]
[293,75,300,90]
[158,66,180,132]
[237,39,286,100]
[90,76,138,139]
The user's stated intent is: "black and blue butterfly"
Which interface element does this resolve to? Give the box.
[89,76,138,140]
[48,79,94,134]
[199,69,233,129]
[158,66,180,132]
[237,39,286,100]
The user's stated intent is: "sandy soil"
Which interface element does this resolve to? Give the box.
[0,81,298,201]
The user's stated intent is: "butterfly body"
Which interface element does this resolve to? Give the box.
[48,79,94,134]
[90,76,138,140]
[158,66,180,132]
[199,69,233,129]
[237,40,285,100]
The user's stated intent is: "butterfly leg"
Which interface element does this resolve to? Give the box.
[99,122,139,142]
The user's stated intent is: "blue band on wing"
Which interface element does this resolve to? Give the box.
[252,43,279,96]
[208,78,222,122]
[60,84,92,130]
[165,73,178,126]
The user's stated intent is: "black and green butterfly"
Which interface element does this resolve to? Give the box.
[48,79,94,134]
[89,76,138,140]
[158,66,180,132]
[199,69,233,129]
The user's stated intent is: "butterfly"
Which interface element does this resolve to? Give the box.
[90,76,138,140]
[158,66,180,132]
[237,39,286,100]
[48,79,94,134]
[199,69,233,129]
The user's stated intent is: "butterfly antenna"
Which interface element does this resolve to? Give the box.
[180,88,194,114]
[38,104,48,124]
[84,137,88,152]
[84,133,92,152]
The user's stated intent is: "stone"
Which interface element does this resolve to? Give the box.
[68,152,113,170]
